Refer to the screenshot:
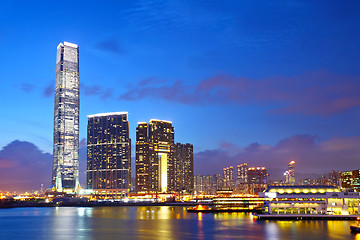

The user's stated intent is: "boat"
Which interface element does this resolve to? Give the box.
[187,204,213,213]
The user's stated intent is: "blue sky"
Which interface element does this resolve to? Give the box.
[1,0,360,190]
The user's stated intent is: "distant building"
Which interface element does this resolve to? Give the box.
[211,174,222,194]
[223,166,234,188]
[329,170,342,188]
[247,167,268,194]
[52,41,80,194]
[174,143,194,193]
[285,161,295,185]
[86,112,131,198]
[237,163,248,184]
[194,175,212,195]
[341,169,360,192]
[135,120,175,193]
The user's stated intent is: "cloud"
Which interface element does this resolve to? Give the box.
[81,83,113,100]
[119,71,360,116]
[43,81,54,97]
[20,83,34,93]
[0,140,52,192]
[0,140,87,192]
[80,138,86,147]
[95,38,124,55]
[194,134,360,180]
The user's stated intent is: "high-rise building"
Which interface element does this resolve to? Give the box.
[341,169,360,192]
[223,166,234,188]
[86,112,131,198]
[174,143,194,193]
[194,175,212,195]
[285,160,295,185]
[237,163,248,184]
[329,170,342,188]
[135,120,175,193]
[247,167,268,194]
[212,174,222,194]
[52,41,80,193]
[247,167,268,184]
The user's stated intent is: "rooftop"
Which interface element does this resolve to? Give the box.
[87,112,128,118]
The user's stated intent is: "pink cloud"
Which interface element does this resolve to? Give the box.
[119,71,360,116]
[195,135,360,180]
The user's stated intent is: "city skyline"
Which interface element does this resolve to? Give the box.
[1,1,360,191]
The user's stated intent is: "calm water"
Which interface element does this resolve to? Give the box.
[0,206,359,239]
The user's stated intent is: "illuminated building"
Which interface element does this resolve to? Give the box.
[285,160,295,185]
[247,167,268,194]
[329,170,341,188]
[86,112,131,198]
[223,166,234,188]
[194,175,212,195]
[52,42,80,193]
[212,174,222,194]
[237,163,248,184]
[341,169,360,192]
[247,167,267,184]
[259,185,360,215]
[174,143,194,193]
[135,120,175,193]
[135,122,150,192]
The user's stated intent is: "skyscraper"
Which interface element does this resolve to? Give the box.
[237,163,248,184]
[52,42,80,193]
[247,167,268,194]
[223,166,234,188]
[285,160,295,185]
[174,143,194,193]
[87,112,131,198]
[136,120,175,193]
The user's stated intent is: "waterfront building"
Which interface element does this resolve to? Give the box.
[259,185,360,215]
[341,169,360,192]
[86,112,131,198]
[284,160,295,185]
[52,41,80,194]
[135,120,175,193]
[174,143,194,193]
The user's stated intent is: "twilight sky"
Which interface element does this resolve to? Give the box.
[1,0,360,191]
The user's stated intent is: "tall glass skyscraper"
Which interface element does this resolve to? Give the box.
[52,42,80,193]
[87,112,131,198]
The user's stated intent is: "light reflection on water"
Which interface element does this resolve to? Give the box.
[0,207,359,239]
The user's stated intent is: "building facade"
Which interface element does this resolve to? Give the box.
[285,160,295,185]
[86,112,131,198]
[260,185,360,215]
[135,120,175,193]
[237,163,248,185]
[247,167,268,194]
[341,169,360,192]
[223,166,234,188]
[174,143,194,193]
[52,42,80,193]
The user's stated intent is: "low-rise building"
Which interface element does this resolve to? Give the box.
[259,185,360,215]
